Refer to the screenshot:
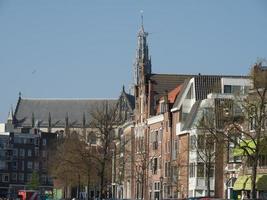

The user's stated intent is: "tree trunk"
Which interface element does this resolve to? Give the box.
[251,156,258,199]
[206,163,211,197]
[100,160,106,200]
[141,176,144,200]
[87,171,90,200]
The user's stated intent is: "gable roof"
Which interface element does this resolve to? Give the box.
[172,78,191,110]
[13,98,117,128]
[149,74,192,97]
[182,100,202,131]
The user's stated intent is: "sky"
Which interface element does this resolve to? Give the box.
[0,0,267,122]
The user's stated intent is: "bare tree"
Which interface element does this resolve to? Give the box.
[191,127,216,197]
[48,134,85,199]
[89,101,125,200]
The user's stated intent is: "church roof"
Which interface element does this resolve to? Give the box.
[13,98,117,128]
[124,92,135,110]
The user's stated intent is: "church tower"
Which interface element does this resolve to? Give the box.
[133,15,152,123]
[133,15,152,86]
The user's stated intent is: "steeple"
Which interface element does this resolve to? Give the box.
[7,106,14,122]
[133,12,152,86]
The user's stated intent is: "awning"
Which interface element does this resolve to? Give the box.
[233,175,250,190]
[244,174,267,191]
[234,174,267,191]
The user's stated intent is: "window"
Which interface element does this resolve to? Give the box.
[154,182,160,191]
[165,161,171,177]
[165,162,168,177]
[181,112,188,123]
[168,162,171,177]
[19,149,25,157]
[13,149,18,157]
[34,162,39,170]
[34,138,39,145]
[29,138,34,144]
[27,161,33,170]
[27,173,32,182]
[3,174,9,182]
[87,132,97,144]
[35,148,39,157]
[160,101,165,114]
[41,175,46,184]
[197,135,205,150]
[14,137,21,144]
[197,163,204,177]
[42,150,47,158]
[224,85,243,94]
[224,85,231,93]
[209,165,215,178]
[189,163,195,178]
[232,86,241,94]
[11,173,17,181]
[153,158,158,174]
[12,162,17,170]
[153,131,158,150]
[42,139,46,146]
[27,149,32,157]
[19,173,24,182]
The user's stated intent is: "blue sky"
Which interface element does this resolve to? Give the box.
[0,0,267,122]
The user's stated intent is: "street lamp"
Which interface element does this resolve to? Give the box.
[160,176,163,200]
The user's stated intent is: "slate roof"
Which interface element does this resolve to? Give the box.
[13,98,117,128]
[124,92,135,110]
[182,100,202,131]
[150,74,192,97]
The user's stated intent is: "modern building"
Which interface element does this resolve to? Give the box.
[0,130,56,198]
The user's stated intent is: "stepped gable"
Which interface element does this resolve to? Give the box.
[13,98,117,128]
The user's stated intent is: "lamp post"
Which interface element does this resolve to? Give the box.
[160,176,163,200]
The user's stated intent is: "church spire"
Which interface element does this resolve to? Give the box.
[7,106,14,122]
[133,12,152,86]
